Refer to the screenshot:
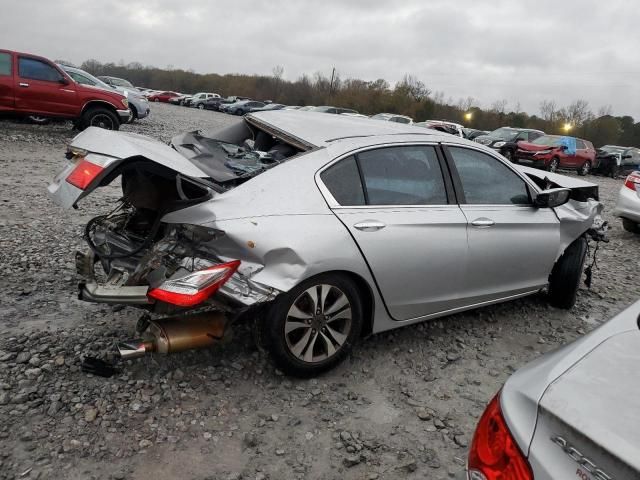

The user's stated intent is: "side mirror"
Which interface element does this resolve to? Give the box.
[535,188,571,208]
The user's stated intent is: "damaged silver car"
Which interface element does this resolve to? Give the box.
[48,111,606,376]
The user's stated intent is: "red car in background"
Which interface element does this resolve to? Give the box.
[147,91,180,102]
[0,49,130,130]
[515,134,596,175]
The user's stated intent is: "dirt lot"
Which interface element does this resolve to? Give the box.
[0,104,638,480]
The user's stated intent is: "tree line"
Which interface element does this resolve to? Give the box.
[74,59,640,148]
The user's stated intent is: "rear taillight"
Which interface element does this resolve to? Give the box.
[65,159,104,190]
[468,393,533,480]
[148,260,240,307]
[623,172,640,191]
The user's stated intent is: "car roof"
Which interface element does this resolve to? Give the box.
[247,110,439,148]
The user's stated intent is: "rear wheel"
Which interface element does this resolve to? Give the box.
[548,237,587,309]
[154,98,159,102]
[79,107,120,131]
[622,218,640,233]
[263,273,363,377]
[503,149,514,162]
[197,103,204,110]
[578,160,591,176]
[547,157,559,173]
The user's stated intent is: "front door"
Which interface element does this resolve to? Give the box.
[0,51,14,110]
[14,56,77,116]
[445,145,560,303]
[320,145,469,321]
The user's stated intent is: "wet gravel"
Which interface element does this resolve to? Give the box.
[1,103,639,480]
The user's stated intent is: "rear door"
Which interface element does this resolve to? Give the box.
[15,56,77,116]
[0,51,14,110]
[444,145,559,303]
[320,144,469,320]
[572,139,587,167]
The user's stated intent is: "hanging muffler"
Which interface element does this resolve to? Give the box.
[117,311,227,360]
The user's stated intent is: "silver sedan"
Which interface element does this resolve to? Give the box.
[48,111,605,376]
[614,171,640,233]
[467,299,640,480]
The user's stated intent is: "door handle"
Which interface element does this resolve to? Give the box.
[19,82,29,88]
[353,221,386,232]
[471,218,495,227]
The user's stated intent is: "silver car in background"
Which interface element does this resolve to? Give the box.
[96,75,150,121]
[614,171,640,233]
[48,111,604,377]
[467,299,640,480]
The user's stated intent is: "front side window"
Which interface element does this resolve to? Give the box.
[448,147,531,205]
[320,155,365,206]
[358,146,447,205]
[68,71,94,86]
[0,52,11,76]
[18,57,63,82]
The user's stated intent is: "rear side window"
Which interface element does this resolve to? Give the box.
[18,57,63,82]
[320,155,365,206]
[575,139,586,149]
[448,147,531,205]
[0,53,11,76]
[358,146,447,205]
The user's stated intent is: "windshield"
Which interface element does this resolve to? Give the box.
[110,77,134,88]
[532,135,563,146]
[64,68,111,90]
[487,127,520,141]
[600,145,625,153]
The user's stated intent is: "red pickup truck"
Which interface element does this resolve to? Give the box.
[0,49,130,130]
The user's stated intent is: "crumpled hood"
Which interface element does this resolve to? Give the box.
[517,141,558,151]
[70,127,209,178]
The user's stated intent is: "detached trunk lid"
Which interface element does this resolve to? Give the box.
[527,329,640,479]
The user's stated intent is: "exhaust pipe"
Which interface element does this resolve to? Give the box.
[117,312,227,360]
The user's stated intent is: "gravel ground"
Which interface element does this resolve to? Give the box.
[1,103,639,480]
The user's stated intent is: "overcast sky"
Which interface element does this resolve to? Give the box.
[2,0,638,117]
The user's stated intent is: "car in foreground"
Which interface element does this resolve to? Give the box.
[613,171,640,233]
[370,113,413,124]
[311,105,359,115]
[468,299,640,480]
[593,145,640,178]
[48,111,604,377]
[474,127,545,161]
[147,91,180,102]
[221,99,265,115]
[0,49,130,130]
[66,67,149,122]
[516,135,596,175]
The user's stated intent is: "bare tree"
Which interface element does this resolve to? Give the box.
[597,104,613,117]
[457,96,477,112]
[539,100,558,122]
[491,99,508,115]
[397,74,431,101]
[272,65,284,80]
[565,99,592,126]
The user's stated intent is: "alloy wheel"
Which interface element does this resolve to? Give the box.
[549,158,559,172]
[284,284,352,363]
[581,161,591,175]
[90,114,115,130]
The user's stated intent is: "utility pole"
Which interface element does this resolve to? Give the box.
[329,67,336,95]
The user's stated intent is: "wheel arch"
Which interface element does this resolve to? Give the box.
[81,100,119,116]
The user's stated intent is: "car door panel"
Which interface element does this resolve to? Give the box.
[445,145,560,302]
[334,206,469,320]
[15,56,77,116]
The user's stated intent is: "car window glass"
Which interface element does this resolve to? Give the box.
[449,147,530,205]
[0,53,11,76]
[358,146,447,205]
[320,156,365,206]
[18,57,63,82]
[69,72,94,85]
[575,139,586,149]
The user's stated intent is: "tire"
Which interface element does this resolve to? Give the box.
[128,105,138,123]
[578,160,591,176]
[263,273,363,377]
[547,157,559,173]
[197,103,204,110]
[548,236,588,309]
[622,218,640,233]
[236,109,245,116]
[503,149,514,162]
[79,107,120,131]
[154,98,159,102]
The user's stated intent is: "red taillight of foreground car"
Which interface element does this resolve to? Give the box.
[148,260,241,307]
[65,159,105,190]
[468,393,533,480]
[623,172,640,191]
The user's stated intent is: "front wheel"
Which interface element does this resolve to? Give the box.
[236,109,245,116]
[263,273,363,377]
[79,107,120,131]
[197,103,204,110]
[578,160,591,176]
[547,157,559,173]
[503,149,514,162]
[548,236,587,309]
[622,218,640,234]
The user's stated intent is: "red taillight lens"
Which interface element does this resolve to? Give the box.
[623,172,640,191]
[65,159,104,190]
[468,393,533,480]
[148,260,240,307]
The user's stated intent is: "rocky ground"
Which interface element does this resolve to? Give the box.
[0,104,638,480]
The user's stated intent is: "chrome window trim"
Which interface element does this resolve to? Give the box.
[315,141,445,209]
